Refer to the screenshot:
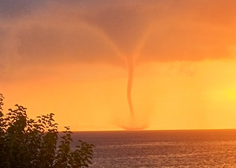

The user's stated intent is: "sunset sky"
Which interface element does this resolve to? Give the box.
[1,0,236,131]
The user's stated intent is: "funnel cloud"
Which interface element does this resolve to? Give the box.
[80,3,151,129]
[127,57,134,121]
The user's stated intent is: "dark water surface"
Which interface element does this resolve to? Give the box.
[70,130,236,168]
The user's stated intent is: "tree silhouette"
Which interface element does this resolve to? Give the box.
[0,94,94,168]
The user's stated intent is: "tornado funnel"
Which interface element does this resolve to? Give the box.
[82,5,149,123]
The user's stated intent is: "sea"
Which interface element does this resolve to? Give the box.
[69,130,236,168]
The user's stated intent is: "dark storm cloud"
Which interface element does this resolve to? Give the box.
[0,29,6,56]
[0,28,11,71]
[0,0,46,20]
[82,6,150,56]
[1,0,236,73]
[17,26,119,65]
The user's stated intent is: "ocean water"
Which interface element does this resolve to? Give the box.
[70,130,236,168]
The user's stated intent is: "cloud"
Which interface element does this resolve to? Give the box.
[0,29,6,57]
[0,0,46,21]
[17,26,119,65]
[1,0,236,80]
[81,6,151,56]
[140,23,235,62]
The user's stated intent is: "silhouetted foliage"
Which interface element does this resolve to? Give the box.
[0,94,94,168]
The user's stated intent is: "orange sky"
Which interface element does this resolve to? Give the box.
[1,0,236,131]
